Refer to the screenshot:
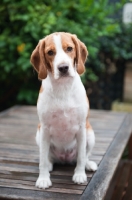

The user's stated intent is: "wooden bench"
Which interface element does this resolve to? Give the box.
[0,106,131,200]
[104,160,132,200]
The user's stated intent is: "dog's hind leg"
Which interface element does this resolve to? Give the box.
[85,125,98,171]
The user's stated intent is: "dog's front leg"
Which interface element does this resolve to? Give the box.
[72,126,87,184]
[36,126,52,189]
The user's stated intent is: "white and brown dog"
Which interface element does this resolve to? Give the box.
[30,32,97,189]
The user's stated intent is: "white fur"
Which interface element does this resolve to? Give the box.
[35,34,97,189]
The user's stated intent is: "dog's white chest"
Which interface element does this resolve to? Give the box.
[37,74,88,149]
[45,106,81,145]
[51,107,79,130]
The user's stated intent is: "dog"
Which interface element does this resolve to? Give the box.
[30,32,97,189]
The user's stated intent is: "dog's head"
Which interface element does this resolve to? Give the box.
[30,32,88,80]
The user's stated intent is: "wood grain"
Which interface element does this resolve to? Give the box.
[105,160,132,200]
[0,106,131,199]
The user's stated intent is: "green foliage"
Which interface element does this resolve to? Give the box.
[100,24,132,60]
[0,0,129,107]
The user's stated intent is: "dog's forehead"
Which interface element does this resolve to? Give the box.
[44,34,55,48]
[44,33,74,49]
[60,33,74,46]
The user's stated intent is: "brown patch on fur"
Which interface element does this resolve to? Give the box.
[30,38,48,80]
[70,34,88,75]
[39,85,43,93]
[85,95,92,129]
[86,119,92,129]
[38,123,41,129]
[44,34,56,75]
[30,34,56,80]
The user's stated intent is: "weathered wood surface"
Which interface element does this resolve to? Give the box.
[0,106,131,200]
[104,160,132,200]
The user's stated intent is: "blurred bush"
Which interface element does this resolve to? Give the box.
[100,24,132,60]
[87,23,132,109]
[0,0,128,110]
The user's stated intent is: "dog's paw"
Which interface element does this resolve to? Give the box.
[72,172,87,184]
[86,160,98,171]
[36,176,52,189]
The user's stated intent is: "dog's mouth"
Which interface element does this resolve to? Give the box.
[59,72,70,78]
[58,73,74,80]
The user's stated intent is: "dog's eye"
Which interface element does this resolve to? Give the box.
[47,50,54,56]
[67,47,73,52]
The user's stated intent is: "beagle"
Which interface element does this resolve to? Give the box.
[30,32,97,189]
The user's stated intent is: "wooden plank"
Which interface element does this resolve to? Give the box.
[128,133,132,159]
[0,173,90,186]
[105,160,132,200]
[0,187,81,200]
[94,129,117,134]
[104,161,124,200]
[0,162,95,178]
[81,114,131,200]
[0,155,100,165]
[0,178,85,192]
[0,141,110,152]
[0,183,82,195]
[0,171,85,184]
[0,105,20,118]
[0,147,105,158]
[0,154,101,166]
[0,144,108,155]
[0,157,100,169]
[111,162,131,200]
[123,161,132,200]
[0,143,38,152]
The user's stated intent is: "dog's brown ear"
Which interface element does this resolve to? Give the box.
[72,35,88,75]
[30,39,47,80]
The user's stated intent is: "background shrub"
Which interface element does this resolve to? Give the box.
[0,0,128,111]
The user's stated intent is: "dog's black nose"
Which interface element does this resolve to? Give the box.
[58,65,69,74]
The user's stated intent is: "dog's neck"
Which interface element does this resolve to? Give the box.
[45,72,78,99]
